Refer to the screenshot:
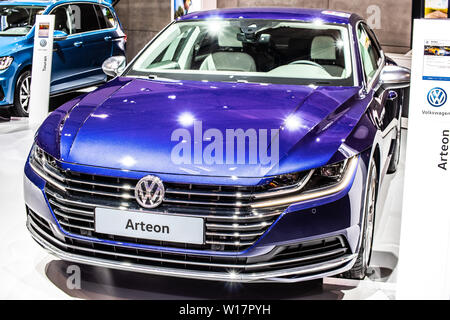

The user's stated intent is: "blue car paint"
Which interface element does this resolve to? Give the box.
[35,77,368,178]
[0,0,125,107]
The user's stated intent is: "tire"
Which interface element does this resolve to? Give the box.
[387,126,401,174]
[11,70,31,117]
[388,90,404,174]
[342,160,378,280]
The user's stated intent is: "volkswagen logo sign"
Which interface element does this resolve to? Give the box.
[135,175,165,209]
[39,39,47,47]
[427,87,447,107]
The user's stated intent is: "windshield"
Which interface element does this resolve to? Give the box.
[126,19,355,86]
[0,6,45,36]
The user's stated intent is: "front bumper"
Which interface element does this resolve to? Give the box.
[24,151,369,283]
[27,210,357,283]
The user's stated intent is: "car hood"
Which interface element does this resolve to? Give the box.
[40,77,370,178]
[0,35,26,54]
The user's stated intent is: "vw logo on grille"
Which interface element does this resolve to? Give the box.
[135,175,165,209]
[427,87,447,107]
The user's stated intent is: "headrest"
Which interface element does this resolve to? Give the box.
[6,9,28,25]
[218,27,242,48]
[311,36,337,60]
[200,52,256,72]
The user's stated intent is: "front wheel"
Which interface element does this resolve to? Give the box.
[12,70,31,117]
[342,160,378,280]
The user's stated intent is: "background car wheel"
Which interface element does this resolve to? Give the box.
[12,70,31,117]
[342,160,378,280]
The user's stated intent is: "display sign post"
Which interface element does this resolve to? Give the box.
[397,19,450,299]
[28,15,54,127]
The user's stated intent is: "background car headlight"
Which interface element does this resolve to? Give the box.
[0,56,14,70]
[252,156,359,208]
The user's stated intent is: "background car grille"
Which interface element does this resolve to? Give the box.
[32,153,312,252]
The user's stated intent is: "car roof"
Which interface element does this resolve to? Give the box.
[0,0,113,7]
[179,7,361,25]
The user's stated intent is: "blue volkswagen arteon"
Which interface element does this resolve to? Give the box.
[24,8,410,283]
[0,0,125,117]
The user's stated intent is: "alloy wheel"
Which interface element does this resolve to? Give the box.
[19,75,31,114]
[363,162,377,268]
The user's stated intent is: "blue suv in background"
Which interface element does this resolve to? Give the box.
[0,0,126,117]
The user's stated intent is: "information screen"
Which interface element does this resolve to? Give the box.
[423,39,450,80]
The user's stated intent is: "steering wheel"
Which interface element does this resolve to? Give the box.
[288,60,326,70]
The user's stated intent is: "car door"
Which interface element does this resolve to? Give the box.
[358,23,398,165]
[50,4,87,93]
[70,3,112,84]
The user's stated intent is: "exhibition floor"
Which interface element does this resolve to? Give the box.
[0,112,406,300]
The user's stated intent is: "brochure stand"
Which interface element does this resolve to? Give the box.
[397,18,450,299]
[28,15,55,127]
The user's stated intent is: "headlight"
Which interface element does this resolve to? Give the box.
[252,156,359,208]
[29,143,66,191]
[0,56,13,70]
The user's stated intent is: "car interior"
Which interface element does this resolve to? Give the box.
[0,6,43,34]
[138,21,350,80]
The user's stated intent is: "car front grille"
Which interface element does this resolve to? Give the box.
[27,207,351,279]
[30,150,313,252]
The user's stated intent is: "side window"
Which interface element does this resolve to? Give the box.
[94,5,116,29]
[52,6,71,35]
[68,4,99,34]
[357,24,381,84]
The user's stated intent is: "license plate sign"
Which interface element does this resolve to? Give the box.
[95,208,204,245]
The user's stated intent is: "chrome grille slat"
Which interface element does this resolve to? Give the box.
[165,188,253,198]
[205,222,270,231]
[49,199,94,216]
[42,161,65,182]
[65,186,134,199]
[205,240,255,246]
[54,210,93,223]
[58,220,95,232]
[163,198,250,207]
[205,231,265,238]
[66,177,135,190]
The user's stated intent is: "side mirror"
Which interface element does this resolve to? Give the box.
[379,65,411,90]
[53,30,68,41]
[102,56,126,78]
